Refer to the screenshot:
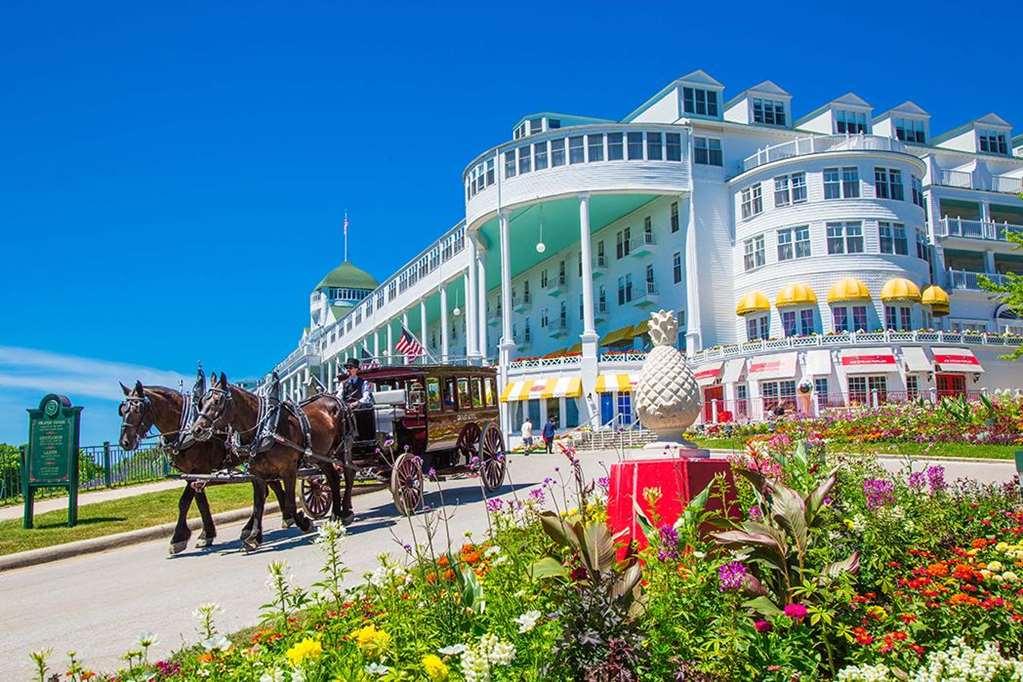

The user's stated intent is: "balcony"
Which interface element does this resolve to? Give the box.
[548,319,569,338]
[543,275,568,297]
[512,294,531,313]
[937,170,1023,195]
[742,134,907,173]
[947,269,1008,290]
[592,255,609,278]
[937,217,1023,243]
[629,232,656,258]
[635,281,659,307]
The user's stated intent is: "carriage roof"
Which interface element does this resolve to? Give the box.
[359,364,497,383]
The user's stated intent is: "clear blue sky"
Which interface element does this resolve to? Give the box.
[0,0,1019,444]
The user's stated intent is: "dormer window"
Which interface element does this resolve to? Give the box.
[894,117,926,144]
[683,87,718,117]
[548,119,561,129]
[979,129,1008,155]
[836,110,869,134]
[752,97,786,126]
[529,118,543,135]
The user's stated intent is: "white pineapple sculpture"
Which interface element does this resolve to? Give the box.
[634,310,701,441]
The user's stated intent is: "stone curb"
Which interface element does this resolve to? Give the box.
[0,484,386,573]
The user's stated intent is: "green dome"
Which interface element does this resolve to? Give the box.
[315,261,378,291]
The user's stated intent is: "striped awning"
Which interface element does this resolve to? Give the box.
[500,376,583,402]
[933,347,984,374]
[594,372,638,393]
[693,361,724,386]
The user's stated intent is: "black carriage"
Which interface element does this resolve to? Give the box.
[300,364,506,518]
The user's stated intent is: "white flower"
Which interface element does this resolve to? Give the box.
[490,640,516,666]
[438,643,467,656]
[192,602,222,619]
[515,610,542,633]
[201,635,231,652]
[364,662,390,676]
[484,546,502,558]
[259,669,287,682]
[136,632,158,648]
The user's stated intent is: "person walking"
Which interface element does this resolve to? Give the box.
[520,417,534,454]
[542,416,557,454]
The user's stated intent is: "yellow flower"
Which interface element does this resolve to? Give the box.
[285,638,323,667]
[1002,571,1019,583]
[865,605,887,621]
[988,561,1005,573]
[422,653,450,681]
[996,542,1010,553]
[351,624,391,660]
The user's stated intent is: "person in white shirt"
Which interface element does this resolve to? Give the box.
[521,418,534,453]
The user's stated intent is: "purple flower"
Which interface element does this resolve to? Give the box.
[542,477,555,488]
[596,476,610,492]
[862,477,895,510]
[486,498,505,513]
[908,470,926,491]
[747,505,763,521]
[658,525,679,561]
[926,465,946,493]
[529,487,546,504]
[783,603,808,621]
[427,468,437,479]
[403,543,413,554]
[717,561,748,592]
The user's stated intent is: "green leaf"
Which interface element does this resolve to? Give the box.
[527,557,569,581]
[742,596,783,618]
[539,511,575,550]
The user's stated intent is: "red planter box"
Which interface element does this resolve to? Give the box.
[606,455,737,559]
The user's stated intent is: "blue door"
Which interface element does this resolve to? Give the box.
[600,393,614,425]
[617,393,632,426]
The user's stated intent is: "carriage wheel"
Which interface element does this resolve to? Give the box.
[300,475,333,519]
[478,423,506,492]
[455,423,482,465]
[390,452,424,516]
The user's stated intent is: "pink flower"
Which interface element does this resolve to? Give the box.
[783,603,808,621]
[754,619,772,633]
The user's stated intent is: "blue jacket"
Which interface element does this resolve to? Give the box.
[541,422,556,439]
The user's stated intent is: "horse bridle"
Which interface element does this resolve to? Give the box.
[195,385,234,439]
[118,394,153,448]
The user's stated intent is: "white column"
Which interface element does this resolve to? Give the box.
[373,330,379,358]
[420,299,429,360]
[401,312,409,365]
[477,252,488,362]
[465,237,479,360]
[386,323,393,365]
[684,193,702,355]
[497,210,514,435]
[981,201,992,223]
[985,249,996,274]
[578,194,599,420]
[440,285,450,362]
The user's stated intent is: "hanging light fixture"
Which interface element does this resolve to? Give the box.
[535,203,546,254]
[453,287,462,317]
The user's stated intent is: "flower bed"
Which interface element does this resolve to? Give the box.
[33,444,1023,681]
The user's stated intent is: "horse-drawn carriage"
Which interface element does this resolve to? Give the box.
[300,364,506,517]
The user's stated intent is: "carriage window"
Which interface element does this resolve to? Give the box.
[484,377,495,406]
[456,378,471,409]
[425,378,441,412]
[443,378,457,410]
[471,378,484,408]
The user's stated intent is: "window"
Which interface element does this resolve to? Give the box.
[598,285,607,312]
[800,308,815,335]
[540,269,548,289]
[832,306,849,332]
[597,240,605,266]
[558,259,566,284]
[533,141,548,170]
[978,129,1008,155]
[814,377,829,409]
[741,183,763,220]
[607,133,623,160]
[848,376,887,405]
[550,138,566,166]
[782,310,798,337]
[643,216,653,244]
[617,274,633,305]
[559,300,567,327]
[548,118,561,129]
[523,279,531,303]
[616,228,631,259]
[879,222,908,255]
[518,146,531,174]
[486,159,494,185]
[744,235,765,271]
[826,221,863,254]
[885,305,912,331]
[752,97,786,126]
[646,132,662,160]
[874,167,904,200]
[666,133,682,161]
[529,118,542,135]
[471,377,484,408]
[504,150,516,178]
[794,225,811,258]
[587,134,604,161]
[842,167,860,198]
[906,375,919,401]
[456,378,471,408]
[777,228,794,261]
[852,305,867,330]
[835,110,868,134]
[673,252,682,284]
[694,136,722,166]
[824,168,841,199]
[627,133,644,160]
[762,380,796,411]
[578,294,583,320]
[670,201,679,232]
[874,168,889,199]
[774,172,808,207]
[523,319,531,342]
[682,86,719,117]
[645,263,655,294]
[569,136,585,164]
[577,253,582,277]
[894,117,926,144]
[746,314,769,341]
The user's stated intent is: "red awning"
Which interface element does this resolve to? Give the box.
[693,361,724,386]
[839,348,899,374]
[747,352,798,380]
[932,347,985,374]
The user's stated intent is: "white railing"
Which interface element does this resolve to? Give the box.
[938,169,974,189]
[599,352,648,364]
[993,176,1023,194]
[947,269,1009,290]
[690,329,1023,365]
[936,170,1023,195]
[938,217,1023,242]
[742,134,907,172]
[507,355,583,373]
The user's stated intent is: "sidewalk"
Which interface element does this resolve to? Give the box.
[0,479,183,522]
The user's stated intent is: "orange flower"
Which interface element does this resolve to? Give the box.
[926,563,949,578]
[426,571,438,585]
[198,652,215,664]
[948,593,980,607]
[461,550,482,565]
[971,538,990,549]
[437,555,450,568]
[952,564,977,581]
[443,568,455,581]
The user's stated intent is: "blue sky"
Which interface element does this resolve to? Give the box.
[0,0,1019,444]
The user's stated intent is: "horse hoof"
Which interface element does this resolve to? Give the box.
[243,538,261,552]
[169,541,188,555]
[281,518,295,529]
[196,537,215,549]
[341,512,355,526]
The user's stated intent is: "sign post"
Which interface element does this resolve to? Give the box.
[23,394,83,529]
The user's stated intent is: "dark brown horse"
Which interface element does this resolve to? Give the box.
[188,373,354,550]
[118,380,295,554]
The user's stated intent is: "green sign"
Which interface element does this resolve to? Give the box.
[23,394,83,528]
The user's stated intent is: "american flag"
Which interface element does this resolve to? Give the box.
[360,347,380,369]
[394,326,424,361]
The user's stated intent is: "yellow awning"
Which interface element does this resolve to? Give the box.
[930,304,950,318]
[828,278,871,303]
[565,342,582,354]
[594,373,638,393]
[500,376,582,402]
[776,283,818,307]
[736,291,770,316]
[880,277,922,303]
[922,285,950,307]
[550,376,582,398]
[600,325,636,346]
[632,321,650,337]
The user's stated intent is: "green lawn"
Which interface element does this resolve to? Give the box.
[690,437,1017,460]
[0,482,387,557]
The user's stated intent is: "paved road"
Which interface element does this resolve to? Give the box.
[0,451,1015,678]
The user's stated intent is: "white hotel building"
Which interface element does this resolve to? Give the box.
[270,69,1023,435]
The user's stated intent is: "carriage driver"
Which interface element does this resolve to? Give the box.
[337,357,373,409]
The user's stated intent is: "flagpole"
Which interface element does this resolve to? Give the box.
[401,324,438,365]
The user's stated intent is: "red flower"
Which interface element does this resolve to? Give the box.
[754,619,772,633]
[852,626,873,646]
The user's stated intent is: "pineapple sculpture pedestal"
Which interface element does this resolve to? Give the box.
[633,310,707,456]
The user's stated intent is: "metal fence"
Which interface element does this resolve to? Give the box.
[0,437,170,506]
